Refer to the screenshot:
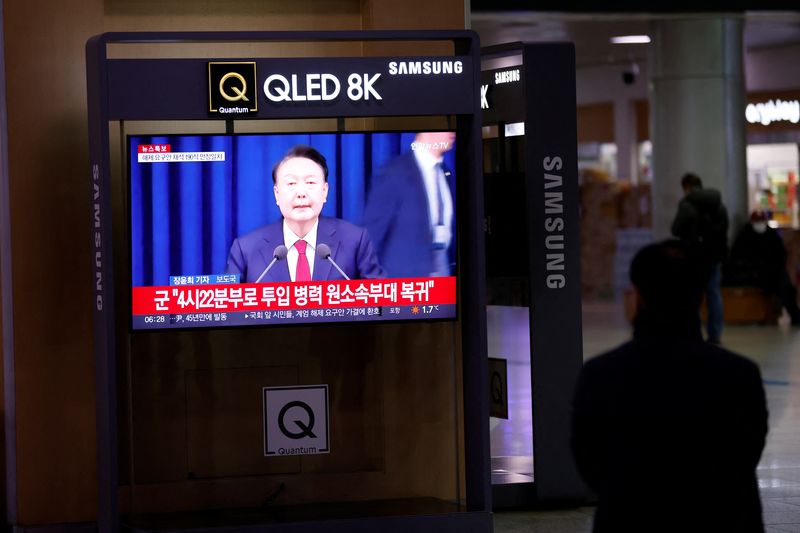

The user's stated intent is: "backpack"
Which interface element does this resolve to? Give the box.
[697,202,729,263]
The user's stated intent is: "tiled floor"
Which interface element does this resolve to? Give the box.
[493,300,800,533]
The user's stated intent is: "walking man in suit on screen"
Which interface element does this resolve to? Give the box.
[362,131,456,278]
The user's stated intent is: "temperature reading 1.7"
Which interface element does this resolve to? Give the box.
[422,305,439,314]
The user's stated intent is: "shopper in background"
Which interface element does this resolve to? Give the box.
[572,239,768,533]
[671,172,729,344]
[725,210,800,325]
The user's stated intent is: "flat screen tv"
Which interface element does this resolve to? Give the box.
[128,131,458,330]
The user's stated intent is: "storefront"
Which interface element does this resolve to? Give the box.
[745,90,800,227]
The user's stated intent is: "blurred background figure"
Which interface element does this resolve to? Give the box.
[725,210,800,325]
[671,172,729,344]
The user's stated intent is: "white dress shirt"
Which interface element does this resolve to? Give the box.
[413,148,453,247]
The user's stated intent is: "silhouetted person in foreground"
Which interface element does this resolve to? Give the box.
[572,240,768,533]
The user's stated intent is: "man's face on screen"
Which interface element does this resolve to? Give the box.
[274,156,329,231]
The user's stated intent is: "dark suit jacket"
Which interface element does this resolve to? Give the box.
[225,217,385,282]
[572,318,768,533]
[362,152,455,278]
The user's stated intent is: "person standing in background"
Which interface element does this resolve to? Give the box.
[671,172,729,344]
[726,210,800,325]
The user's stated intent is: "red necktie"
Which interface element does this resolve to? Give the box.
[295,240,311,282]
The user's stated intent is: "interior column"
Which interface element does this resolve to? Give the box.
[649,16,748,238]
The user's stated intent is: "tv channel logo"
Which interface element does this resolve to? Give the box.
[208,61,257,115]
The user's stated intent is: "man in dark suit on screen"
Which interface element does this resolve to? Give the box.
[362,131,456,278]
[571,239,768,533]
[226,145,385,283]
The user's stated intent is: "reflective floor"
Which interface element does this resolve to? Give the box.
[494,300,800,533]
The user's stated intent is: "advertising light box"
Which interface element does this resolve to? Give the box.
[128,131,459,329]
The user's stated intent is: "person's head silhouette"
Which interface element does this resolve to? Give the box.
[629,239,708,329]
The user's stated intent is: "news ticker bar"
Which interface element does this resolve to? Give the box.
[132,276,456,315]
[133,303,456,329]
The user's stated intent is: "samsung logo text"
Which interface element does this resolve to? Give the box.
[388,60,463,76]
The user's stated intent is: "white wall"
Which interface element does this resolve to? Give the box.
[575,62,648,105]
[574,42,800,182]
[576,63,649,180]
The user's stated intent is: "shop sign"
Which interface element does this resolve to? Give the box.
[488,357,508,419]
[208,62,258,115]
[746,99,800,126]
[207,57,471,118]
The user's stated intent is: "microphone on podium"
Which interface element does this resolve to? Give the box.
[316,243,350,281]
[255,245,288,283]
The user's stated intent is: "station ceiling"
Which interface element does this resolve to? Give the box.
[471,11,800,68]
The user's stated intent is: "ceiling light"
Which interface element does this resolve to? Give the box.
[611,35,651,44]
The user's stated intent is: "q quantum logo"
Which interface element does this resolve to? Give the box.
[208,62,258,115]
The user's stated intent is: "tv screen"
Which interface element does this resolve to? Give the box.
[129,131,458,329]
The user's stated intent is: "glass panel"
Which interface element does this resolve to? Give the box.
[483,133,534,485]
[487,306,533,484]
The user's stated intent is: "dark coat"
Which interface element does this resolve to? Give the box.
[725,224,787,293]
[571,313,768,533]
[671,188,729,263]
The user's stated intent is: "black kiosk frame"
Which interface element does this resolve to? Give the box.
[87,31,490,533]
[481,43,586,507]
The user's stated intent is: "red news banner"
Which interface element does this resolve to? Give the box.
[132,277,457,315]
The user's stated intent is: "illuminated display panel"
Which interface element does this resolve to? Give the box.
[128,131,458,329]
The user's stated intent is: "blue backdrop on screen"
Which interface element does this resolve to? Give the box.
[129,132,456,287]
